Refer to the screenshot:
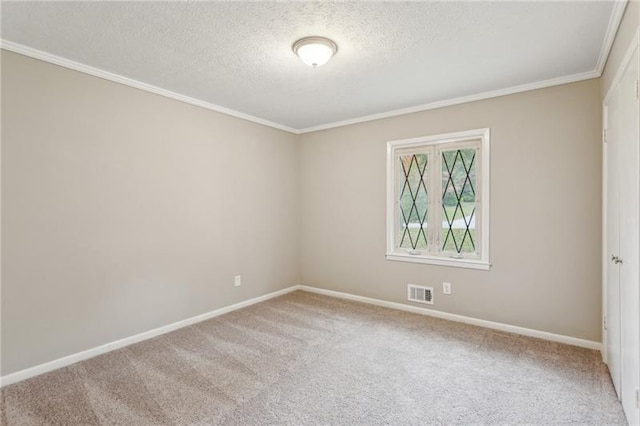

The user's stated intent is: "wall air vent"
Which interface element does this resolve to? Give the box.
[407,284,433,305]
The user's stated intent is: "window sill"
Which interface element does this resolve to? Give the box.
[385,253,491,270]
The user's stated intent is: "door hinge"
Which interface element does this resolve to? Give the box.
[636,388,639,408]
[635,80,639,100]
[603,315,607,330]
[603,129,607,143]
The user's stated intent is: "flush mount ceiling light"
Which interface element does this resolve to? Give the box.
[292,36,338,68]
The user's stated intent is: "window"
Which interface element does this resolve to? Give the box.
[386,128,490,270]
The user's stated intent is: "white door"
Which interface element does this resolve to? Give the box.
[606,92,621,397]
[618,45,639,426]
[605,42,640,426]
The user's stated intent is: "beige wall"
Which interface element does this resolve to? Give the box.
[1,41,610,375]
[602,0,639,97]
[299,79,603,341]
[1,51,300,375]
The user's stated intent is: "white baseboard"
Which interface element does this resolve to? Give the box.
[297,285,601,351]
[0,286,298,388]
[1,283,601,387]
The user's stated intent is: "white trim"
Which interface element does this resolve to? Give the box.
[596,0,629,76]
[0,286,298,388]
[386,128,490,269]
[0,40,299,135]
[2,37,598,135]
[387,128,489,147]
[298,71,599,134]
[299,1,627,134]
[0,0,626,136]
[0,283,602,387]
[385,253,490,270]
[298,285,601,350]
[604,27,640,104]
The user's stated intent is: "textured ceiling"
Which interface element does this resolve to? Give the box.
[1,1,620,131]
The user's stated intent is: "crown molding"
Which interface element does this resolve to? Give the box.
[297,70,600,134]
[596,0,628,75]
[0,40,300,135]
[603,26,639,104]
[1,0,627,136]
[299,1,626,134]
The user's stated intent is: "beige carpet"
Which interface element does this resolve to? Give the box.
[0,290,627,425]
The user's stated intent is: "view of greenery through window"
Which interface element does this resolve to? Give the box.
[398,148,477,254]
[398,153,428,249]
[442,148,476,253]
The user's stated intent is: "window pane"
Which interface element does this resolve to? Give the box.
[398,153,428,249]
[441,148,476,254]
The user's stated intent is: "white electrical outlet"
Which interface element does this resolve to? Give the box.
[443,282,452,295]
[234,275,242,287]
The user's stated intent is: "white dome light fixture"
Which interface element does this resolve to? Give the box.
[292,36,338,68]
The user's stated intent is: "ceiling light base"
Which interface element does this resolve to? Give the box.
[292,36,338,68]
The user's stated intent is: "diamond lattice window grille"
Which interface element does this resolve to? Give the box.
[441,148,477,254]
[387,129,489,269]
[398,154,428,249]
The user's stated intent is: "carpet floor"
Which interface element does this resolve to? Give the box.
[0,290,627,425]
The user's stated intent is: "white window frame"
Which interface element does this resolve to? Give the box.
[386,128,491,270]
